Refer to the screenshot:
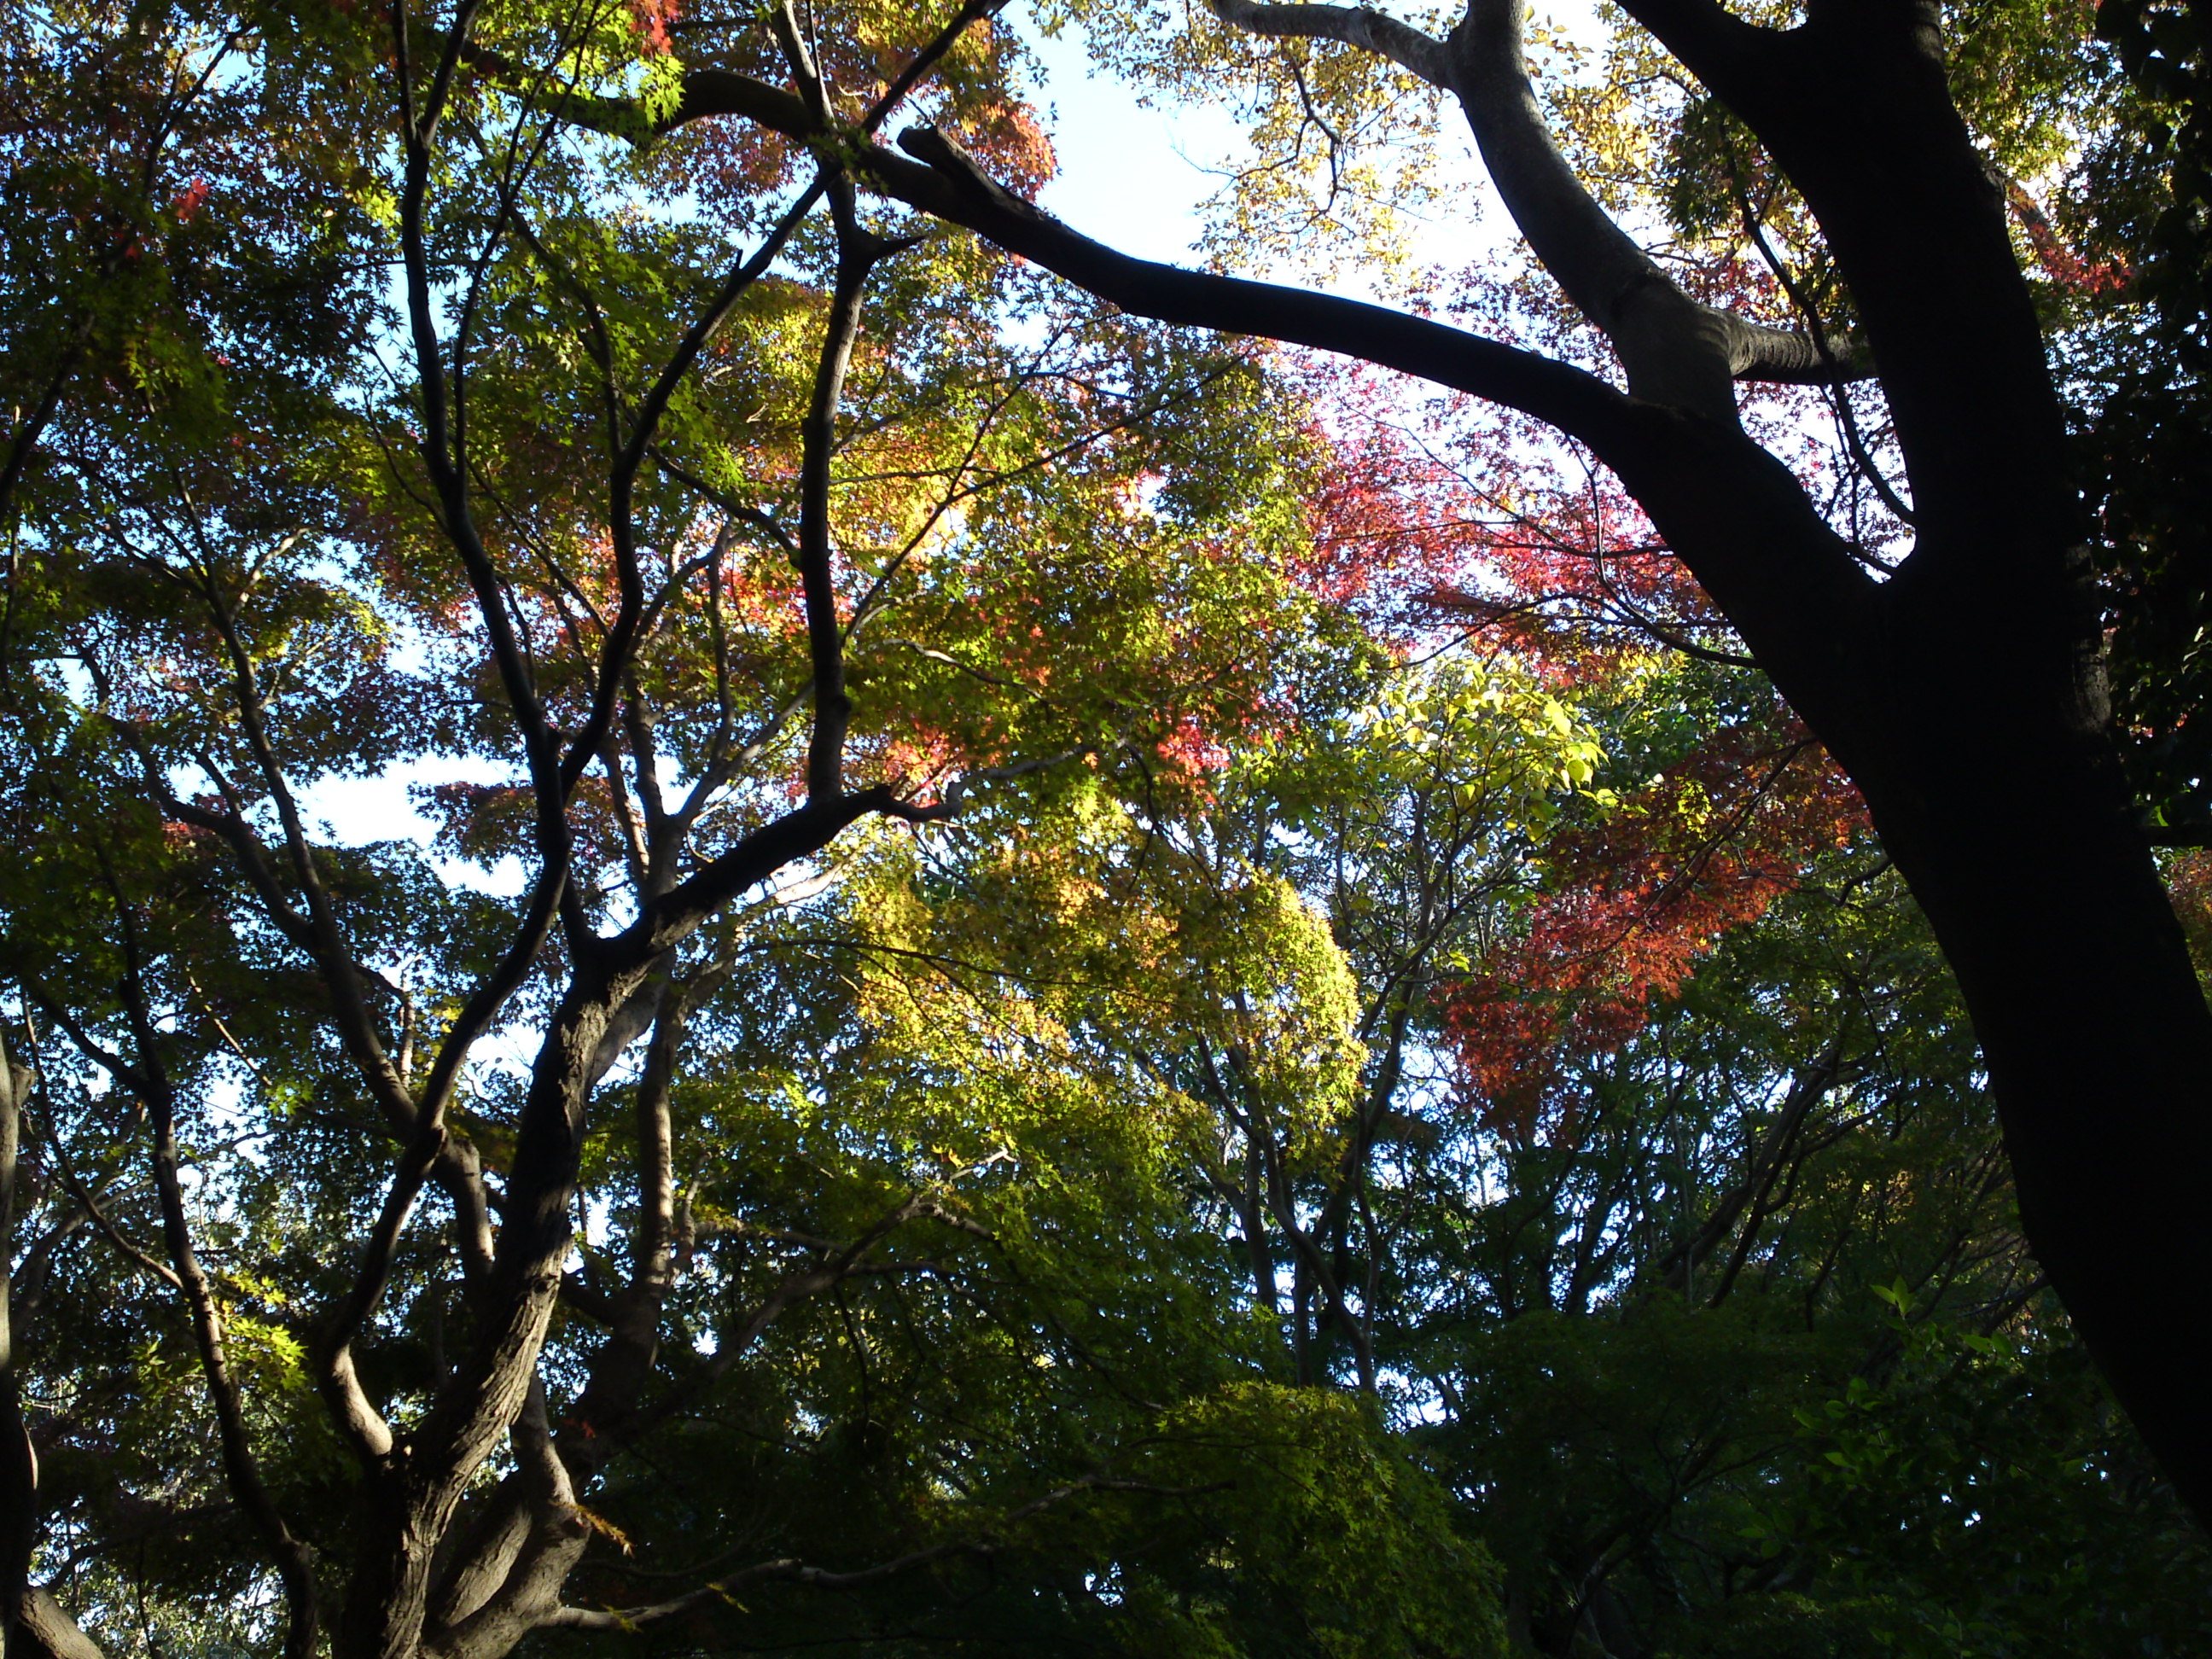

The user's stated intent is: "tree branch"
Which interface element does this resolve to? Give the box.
[798,182,881,804]
[14,1586,107,1659]
[890,124,1631,436]
[1205,0,1844,402]
[107,960,320,1656]
[569,168,828,805]
[1208,0,1454,88]
[541,1474,1177,1630]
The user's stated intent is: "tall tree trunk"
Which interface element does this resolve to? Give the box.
[1611,0,2212,1518]
[1829,625,2212,1521]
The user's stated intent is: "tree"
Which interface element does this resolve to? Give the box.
[5,0,2209,1650]
[831,485,2212,1651]
[588,0,2212,1528]
[0,0,1540,1643]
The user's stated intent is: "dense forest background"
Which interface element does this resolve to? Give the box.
[6,0,2212,1651]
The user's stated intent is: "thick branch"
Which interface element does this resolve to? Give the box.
[876,125,1869,665]
[1208,0,1858,401]
[552,62,1624,438]
[421,1382,589,1659]
[800,185,879,804]
[1610,0,1776,88]
[1208,0,1453,86]
[1441,0,1768,412]
[891,125,1633,436]
[14,1586,106,1659]
[632,791,894,962]
[558,992,695,1466]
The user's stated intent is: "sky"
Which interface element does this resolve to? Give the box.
[1016,3,1520,294]
[1022,9,1254,266]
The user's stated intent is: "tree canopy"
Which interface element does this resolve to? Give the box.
[5,0,2212,1653]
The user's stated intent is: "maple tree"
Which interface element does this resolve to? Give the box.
[4,0,2211,1651]
[0,0,1457,1650]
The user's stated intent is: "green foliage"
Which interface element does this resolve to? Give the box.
[1097,1383,1508,1659]
[3,0,2209,1655]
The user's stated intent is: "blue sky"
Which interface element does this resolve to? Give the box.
[1023,11,1254,266]
[1010,1,1605,294]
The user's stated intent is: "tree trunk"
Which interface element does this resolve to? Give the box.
[1599,0,2212,1520]
[1835,622,2212,1523]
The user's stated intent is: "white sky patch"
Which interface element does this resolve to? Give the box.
[293,0,1612,882]
[298,754,533,896]
[1013,0,1607,303]
[1020,7,1249,266]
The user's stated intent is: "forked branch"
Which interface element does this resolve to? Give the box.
[1209,0,1454,85]
[1212,0,1865,410]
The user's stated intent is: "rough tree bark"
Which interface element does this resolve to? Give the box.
[644,0,2212,1523]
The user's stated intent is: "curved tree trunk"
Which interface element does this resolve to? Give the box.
[1619,0,2212,1521]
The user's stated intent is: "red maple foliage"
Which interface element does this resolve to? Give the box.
[1444,724,1866,1144]
[1267,275,1894,1145]
[628,0,678,56]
